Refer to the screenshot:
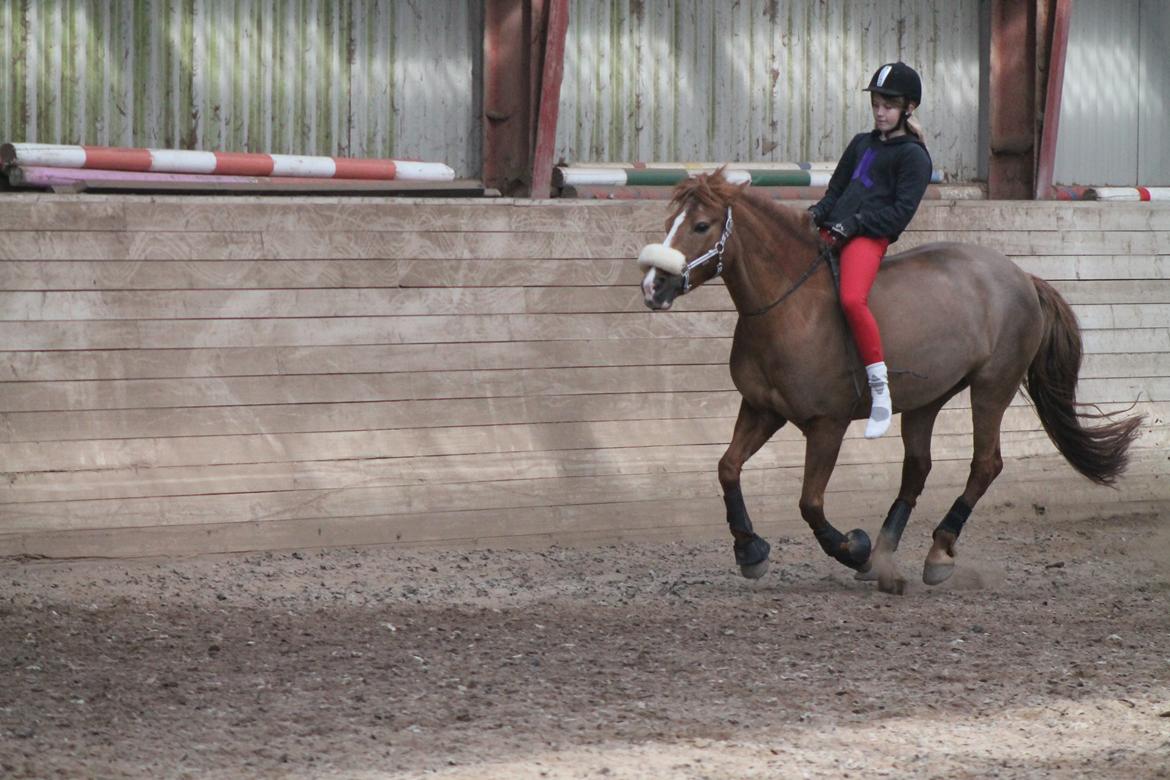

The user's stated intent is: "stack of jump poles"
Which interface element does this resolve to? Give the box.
[552,161,984,200]
[0,142,456,191]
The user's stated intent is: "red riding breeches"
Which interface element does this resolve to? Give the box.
[829,233,891,365]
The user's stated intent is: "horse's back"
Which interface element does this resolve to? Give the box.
[873,242,1044,402]
[878,241,1039,321]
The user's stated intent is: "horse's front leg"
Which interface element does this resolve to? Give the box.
[799,418,872,571]
[719,399,786,579]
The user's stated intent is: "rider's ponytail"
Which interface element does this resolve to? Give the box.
[906,112,926,146]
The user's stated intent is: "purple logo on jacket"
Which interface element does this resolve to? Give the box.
[851,148,877,189]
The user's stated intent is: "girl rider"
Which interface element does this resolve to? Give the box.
[808,62,932,439]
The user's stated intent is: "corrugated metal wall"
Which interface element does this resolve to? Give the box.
[555,0,983,180]
[0,0,483,175]
[1053,0,1170,186]
[11,1,1163,187]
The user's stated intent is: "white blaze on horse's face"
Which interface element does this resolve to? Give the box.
[639,208,690,310]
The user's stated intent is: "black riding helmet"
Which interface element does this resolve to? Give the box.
[864,62,922,106]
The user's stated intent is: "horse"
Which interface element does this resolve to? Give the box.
[637,170,1142,593]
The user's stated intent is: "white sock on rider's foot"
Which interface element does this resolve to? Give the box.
[865,361,892,439]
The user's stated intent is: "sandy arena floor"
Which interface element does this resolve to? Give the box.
[2,508,1169,779]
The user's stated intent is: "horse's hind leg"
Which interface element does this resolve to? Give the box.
[923,388,1010,585]
[719,399,786,579]
[856,398,946,594]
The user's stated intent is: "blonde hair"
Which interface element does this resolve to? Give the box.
[906,111,926,145]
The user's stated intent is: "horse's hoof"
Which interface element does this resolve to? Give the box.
[739,559,770,580]
[878,572,907,595]
[844,529,872,570]
[923,560,955,586]
[864,549,905,594]
[853,564,878,582]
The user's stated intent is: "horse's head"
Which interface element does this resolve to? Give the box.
[638,170,745,310]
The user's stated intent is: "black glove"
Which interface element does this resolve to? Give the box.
[826,218,859,247]
[807,205,825,228]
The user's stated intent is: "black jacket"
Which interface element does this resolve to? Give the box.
[810,131,932,243]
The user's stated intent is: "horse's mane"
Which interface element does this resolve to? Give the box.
[669,168,820,253]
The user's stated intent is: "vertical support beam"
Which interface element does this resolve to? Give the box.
[988,0,1038,199]
[1035,0,1072,199]
[530,0,569,199]
[483,0,534,195]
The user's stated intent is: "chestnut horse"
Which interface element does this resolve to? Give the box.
[637,171,1141,593]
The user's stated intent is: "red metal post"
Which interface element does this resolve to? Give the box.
[1035,0,1072,199]
[988,0,1038,199]
[483,0,534,195]
[529,0,569,199]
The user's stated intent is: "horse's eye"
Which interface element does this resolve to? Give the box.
[695,222,710,233]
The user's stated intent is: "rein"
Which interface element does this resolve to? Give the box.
[740,242,833,318]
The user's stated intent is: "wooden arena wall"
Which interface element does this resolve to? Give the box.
[1,196,1167,558]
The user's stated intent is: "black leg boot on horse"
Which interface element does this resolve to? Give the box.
[718,400,784,579]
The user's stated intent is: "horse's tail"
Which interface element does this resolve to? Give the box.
[1023,276,1142,486]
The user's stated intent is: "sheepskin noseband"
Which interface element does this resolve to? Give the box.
[637,243,687,275]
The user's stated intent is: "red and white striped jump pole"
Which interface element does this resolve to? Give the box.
[1087,187,1170,202]
[0,143,455,181]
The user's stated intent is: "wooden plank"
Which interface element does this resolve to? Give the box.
[5,413,1165,474]
[3,390,1150,449]
[0,391,740,442]
[0,197,662,234]
[3,256,1169,293]
[10,458,1169,538]
[6,455,1167,533]
[1,353,1163,415]
[1012,255,1170,281]
[0,288,540,320]
[0,230,652,261]
[2,472,1164,560]
[4,226,1169,263]
[2,332,1163,384]
[0,260,403,290]
[5,425,1166,505]
[0,338,736,381]
[3,196,1170,234]
[9,495,1167,559]
[398,258,639,287]
[0,364,735,412]
[1,307,1164,351]
[1048,279,1170,304]
[0,312,741,350]
[0,394,1145,447]
[0,232,266,261]
[898,231,1170,256]
[0,286,676,320]
[1083,329,1170,354]
[405,256,1170,288]
[6,280,1169,321]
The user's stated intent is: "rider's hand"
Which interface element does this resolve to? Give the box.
[807,205,825,228]
[827,219,858,247]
